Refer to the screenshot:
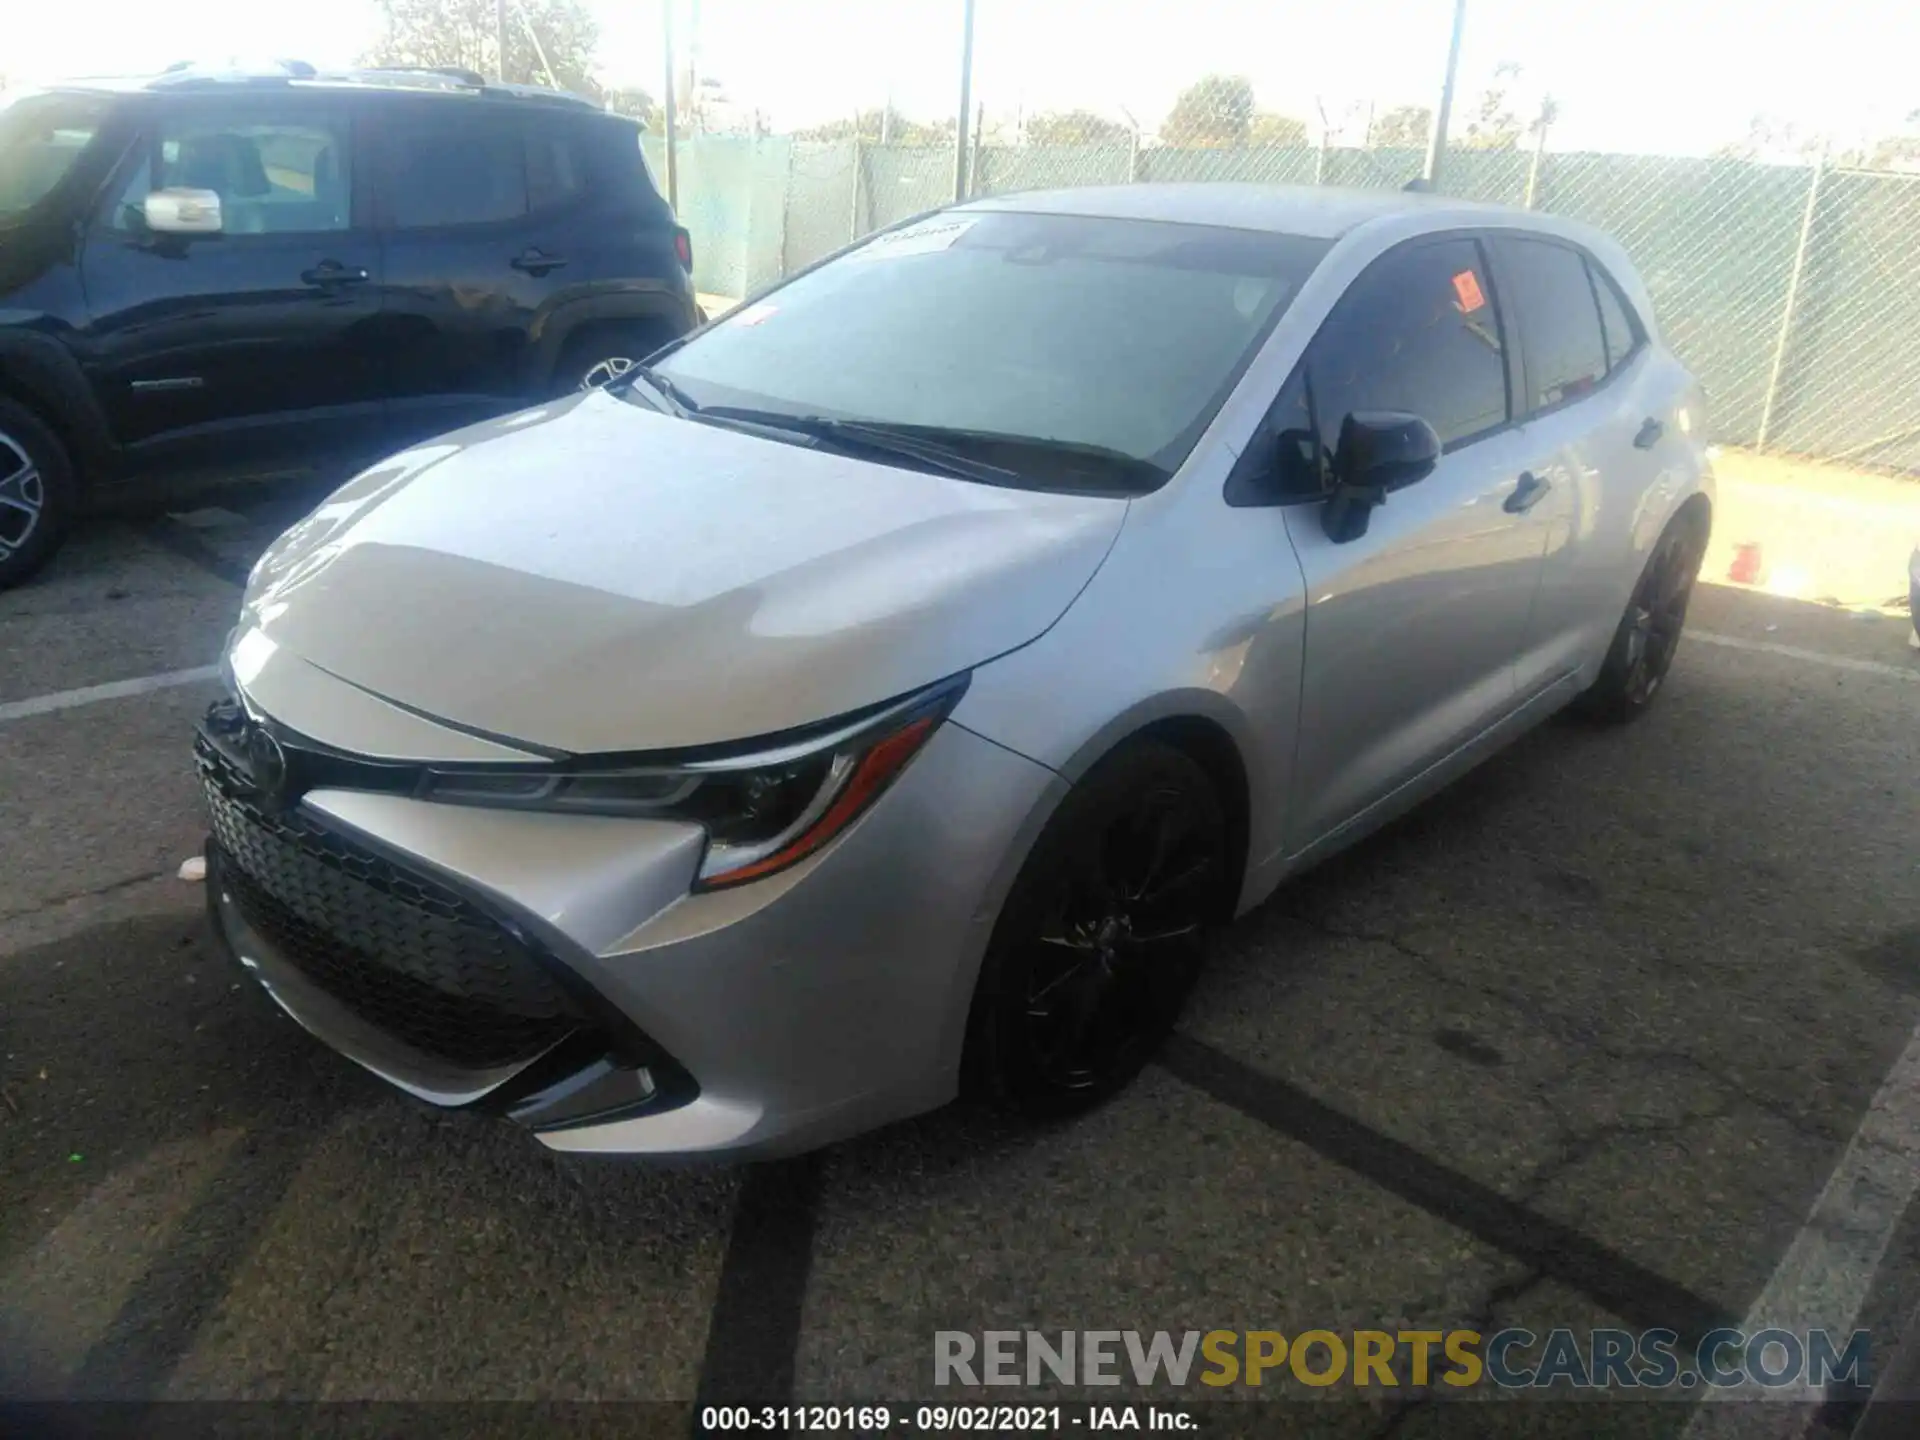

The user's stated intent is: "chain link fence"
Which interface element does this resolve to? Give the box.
[649,12,1920,474]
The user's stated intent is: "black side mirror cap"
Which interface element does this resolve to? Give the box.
[1321,410,1440,542]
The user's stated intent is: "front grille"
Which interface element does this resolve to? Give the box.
[198,737,583,1070]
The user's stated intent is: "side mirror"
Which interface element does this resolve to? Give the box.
[1321,410,1441,542]
[144,187,224,236]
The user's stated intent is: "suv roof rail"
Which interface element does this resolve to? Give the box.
[363,64,489,87]
[153,58,317,85]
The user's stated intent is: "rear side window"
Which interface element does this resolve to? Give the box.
[385,119,526,229]
[1589,261,1641,372]
[1499,237,1608,412]
[526,122,587,212]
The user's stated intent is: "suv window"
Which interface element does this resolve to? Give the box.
[1266,237,1509,497]
[0,92,115,224]
[108,109,351,235]
[1589,260,1641,372]
[386,119,526,229]
[526,121,587,212]
[1499,237,1608,412]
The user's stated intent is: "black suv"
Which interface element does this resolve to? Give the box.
[0,63,697,586]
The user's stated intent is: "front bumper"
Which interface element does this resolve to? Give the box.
[201,714,1063,1157]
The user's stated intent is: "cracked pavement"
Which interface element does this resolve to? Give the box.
[2,488,1919,1436]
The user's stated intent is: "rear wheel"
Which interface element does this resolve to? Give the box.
[965,741,1228,1118]
[555,324,674,396]
[1574,507,1707,723]
[0,397,76,591]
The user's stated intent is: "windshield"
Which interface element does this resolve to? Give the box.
[0,92,114,223]
[650,210,1330,494]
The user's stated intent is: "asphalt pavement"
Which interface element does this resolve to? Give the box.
[2,484,1918,1438]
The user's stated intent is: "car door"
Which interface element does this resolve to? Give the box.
[76,95,385,480]
[1275,233,1552,852]
[1487,234,1671,689]
[374,103,574,445]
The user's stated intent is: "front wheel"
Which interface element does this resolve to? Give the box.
[1574,507,1707,723]
[964,740,1229,1118]
[0,397,76,591]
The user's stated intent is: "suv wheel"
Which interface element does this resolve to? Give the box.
[557,325,673,396]
[0,397,75,591]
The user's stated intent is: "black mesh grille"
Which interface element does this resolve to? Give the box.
[198,737,582,1070]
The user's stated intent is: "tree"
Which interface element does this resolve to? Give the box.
[1025,110,1131,147]
[1370,105,1432,149]
[794,106,952,147]
[364,0,603,102]
[1249,112,1309,147]
[602,87,657,129]
[1458,61,1524,151]
[1163,75,1255,147]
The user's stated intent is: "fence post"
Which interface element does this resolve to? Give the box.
[1315,128,1329,185]
[1756,155,1825,451]
[660,0,679,211]
[1127,123,1140,183]
[849,113,863,243]
[953,0,976,203]
[1524,118,1548,208]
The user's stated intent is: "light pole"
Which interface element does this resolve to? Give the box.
[661,0,679,210]
[1422,0,1467,188]
[953,0,976,203]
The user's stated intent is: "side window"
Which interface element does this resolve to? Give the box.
[108,111,351,234]
[1499,238,1608,412]
[1588,260,1641,372]
[1308,238,1509,454]
[526,123,587,212]
[385,121,527,229]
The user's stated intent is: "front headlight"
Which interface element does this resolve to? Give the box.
[418,677,966,890]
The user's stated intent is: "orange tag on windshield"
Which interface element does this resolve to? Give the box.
[1452,269,1486,312]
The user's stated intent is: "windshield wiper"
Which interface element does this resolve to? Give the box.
[611,365,700,418]
[691,408,1027,487]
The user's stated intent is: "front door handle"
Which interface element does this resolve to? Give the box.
[1633,417,1665,449]
[1504,470,1552,514]
[511,249,568,276]
[300,261,369,288]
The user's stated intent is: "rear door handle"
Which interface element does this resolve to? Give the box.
[511,249,568,275]
[1504,471,1551,514]
[1633,417,1665,449]
[300,261,369,288]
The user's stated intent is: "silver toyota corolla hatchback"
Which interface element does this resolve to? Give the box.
[199,184,1714,1157]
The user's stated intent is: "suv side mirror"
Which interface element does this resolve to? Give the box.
[144,188,224,236]
[1321,410,1441,542]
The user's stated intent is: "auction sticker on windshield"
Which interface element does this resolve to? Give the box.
[851,217,976,260]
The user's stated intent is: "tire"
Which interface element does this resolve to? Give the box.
[1573,506,1708,724]
[554,324,673,396]
[964,740,1229,1118]
[0,397,76,592]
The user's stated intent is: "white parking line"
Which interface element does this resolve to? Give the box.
[0,666,219,726]
[1691,631,1920,682]
[1684,1027,1920,1435]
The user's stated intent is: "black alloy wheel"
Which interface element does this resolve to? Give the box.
[1576,509,1707,722]
[967,741,1227,1116]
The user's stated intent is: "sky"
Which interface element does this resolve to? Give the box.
[4,0,1917,159]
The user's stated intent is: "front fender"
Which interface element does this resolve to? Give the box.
[0,325,119,485]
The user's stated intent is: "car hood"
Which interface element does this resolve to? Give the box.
[240,392,1127,756]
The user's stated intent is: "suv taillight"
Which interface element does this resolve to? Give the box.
[673,226,693,271]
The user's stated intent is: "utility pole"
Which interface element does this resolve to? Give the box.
[661,0,679,210]
[495,0,509,81]
[1423,0,1467,187]
[954,0,976,203]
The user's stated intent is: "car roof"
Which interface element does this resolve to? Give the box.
[960,181,1512,240]
[43,62,603,113]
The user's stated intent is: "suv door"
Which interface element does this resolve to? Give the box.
[374,103,568,444]
[1273,234,1552,852]
[1487,234,1667,690]
[77,96,384,481]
